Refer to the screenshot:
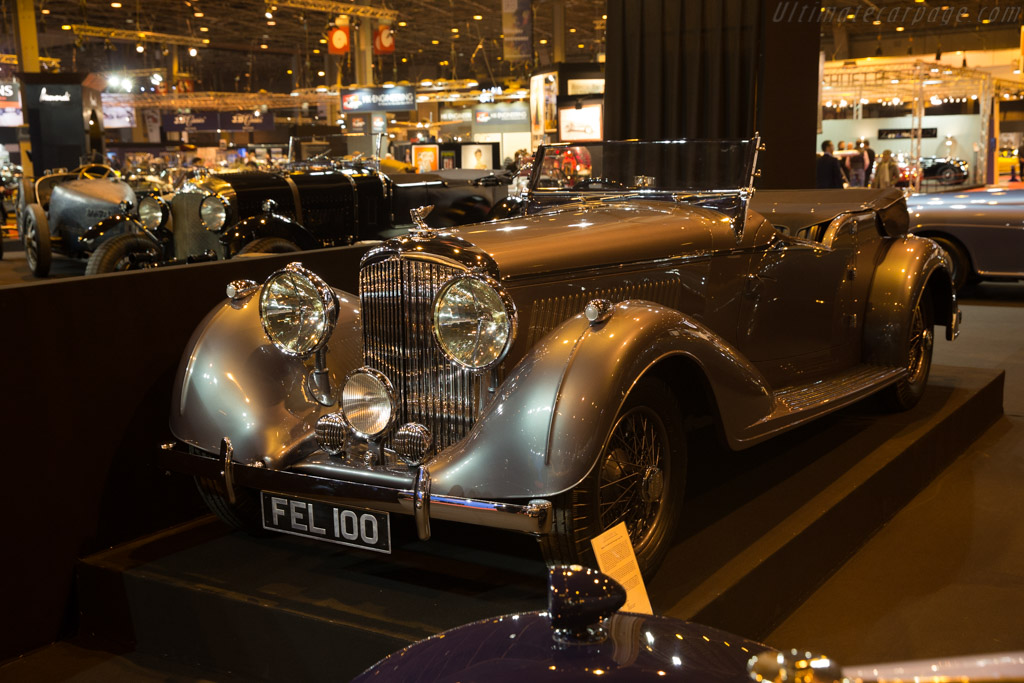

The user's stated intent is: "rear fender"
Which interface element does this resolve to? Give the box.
[427,301,772,500]
[864,236,957,365]
[169,285,363,468]
[219,213,318,256]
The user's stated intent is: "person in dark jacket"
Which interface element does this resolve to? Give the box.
[817,140,845,188]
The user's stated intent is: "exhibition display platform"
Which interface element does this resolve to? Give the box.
[63,366,1002,682]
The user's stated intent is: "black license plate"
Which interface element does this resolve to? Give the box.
[260,492,391,553]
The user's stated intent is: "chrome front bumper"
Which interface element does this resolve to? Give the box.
[159,439,553,540]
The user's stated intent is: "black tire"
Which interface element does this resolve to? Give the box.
[24,203,50,277]
[879,291,934,412]
[539,376,687,577]
[195,475,269,535]
[235,237,301,256]
[930,236,973,291]
[85,233,161,275]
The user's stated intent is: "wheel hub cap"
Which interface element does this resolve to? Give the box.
[641,467,663,503]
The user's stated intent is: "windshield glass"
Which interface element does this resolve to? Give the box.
[532,139,757,194]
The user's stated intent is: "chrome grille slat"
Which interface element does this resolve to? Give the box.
[360,256,482,451]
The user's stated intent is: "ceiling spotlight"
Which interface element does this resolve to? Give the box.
[109,75,121,88]
[41,8,50,13]
[539,39,548,45]
[188,47,198,57]
[136,43,145,53]
[122,78,133,91]
[200,26,209,31]
[194,11,203,17]
[451,27,458,33]
[110,1,122,7]
[150,73,163,84]
[260,43,268,49]
[473,15,482,20]
[398,21,407,26]
[317,70,325,77]
[267,20,276,26]
[265,11,273,19]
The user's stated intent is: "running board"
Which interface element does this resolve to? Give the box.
[737,365,906,447]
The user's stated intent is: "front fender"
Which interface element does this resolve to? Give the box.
[169,285,363,468]
[79,214,142,245]
[220,213,318,256]
[428,301,772,500]
[864,235,956,365]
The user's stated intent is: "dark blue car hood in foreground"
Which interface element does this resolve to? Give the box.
[352,610,765,682]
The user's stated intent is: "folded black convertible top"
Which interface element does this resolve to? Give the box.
[751,188,908,236]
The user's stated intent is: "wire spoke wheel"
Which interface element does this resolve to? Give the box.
[880,291,934,412]
[540,375,687,578]
[598,407,668,555]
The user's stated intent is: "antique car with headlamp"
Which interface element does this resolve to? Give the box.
[83,163,512,274]
[161,137,960,577]
[16,163,136,277]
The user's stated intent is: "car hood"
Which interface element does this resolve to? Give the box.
[453,200,727,281]
[352,610,765,682]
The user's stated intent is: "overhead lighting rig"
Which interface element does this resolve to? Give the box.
[0,54,62,68]
[270,0,398,21]
[66,25,207,49]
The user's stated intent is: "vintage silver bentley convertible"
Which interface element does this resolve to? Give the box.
[161,137,960,576]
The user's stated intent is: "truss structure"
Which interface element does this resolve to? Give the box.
[68,25,207,49]
[0,54,62,68]
[271,0,398,21]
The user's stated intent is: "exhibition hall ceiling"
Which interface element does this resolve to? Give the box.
[0,1,1017,93]
[0,0,606,92]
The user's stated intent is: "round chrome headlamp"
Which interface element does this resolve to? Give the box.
[341,368,395,438]
[258,262,338,357]
[138,195,168,230]
[200,193,228,232]
[433,275,516,370]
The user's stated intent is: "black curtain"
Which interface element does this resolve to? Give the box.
[605,0,762,141]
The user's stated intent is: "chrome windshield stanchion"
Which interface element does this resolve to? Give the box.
[220,437,236,505]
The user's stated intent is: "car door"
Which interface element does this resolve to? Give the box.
[734,215,856,387]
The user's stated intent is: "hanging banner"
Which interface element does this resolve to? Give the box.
[502,0,532,62]
[328,26,350,54]
[221,111,274,131]
[340,86,415,112]
[162,111,220,132]
[161,111,274,132]
[0,82,21,109]
[373,24,395,55]
[103,105,136,129]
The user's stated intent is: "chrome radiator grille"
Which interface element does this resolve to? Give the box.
[360,256,484,451]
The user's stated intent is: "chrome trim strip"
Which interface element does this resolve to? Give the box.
[414,466,431,540]
[281,174,304,225]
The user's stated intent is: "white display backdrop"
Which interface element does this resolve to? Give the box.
[817,113,981,162]
[473,131,531,166]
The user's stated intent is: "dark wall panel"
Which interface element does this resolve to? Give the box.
[0,248,363,660]
[604,0,821,189]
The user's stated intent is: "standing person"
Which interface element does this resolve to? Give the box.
[870,149,899,188]
[845,144,869,187]
[862,140,876,185]
[817,140,845,188]
[837,141,848,151]
[1017,142,1024,181]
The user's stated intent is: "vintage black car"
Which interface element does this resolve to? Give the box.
[16,164,135,276]
[84,163,511,274]
[161,137,959,579]
[355,565,1021,682]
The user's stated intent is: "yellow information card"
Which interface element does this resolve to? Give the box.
[590,522,653,615]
